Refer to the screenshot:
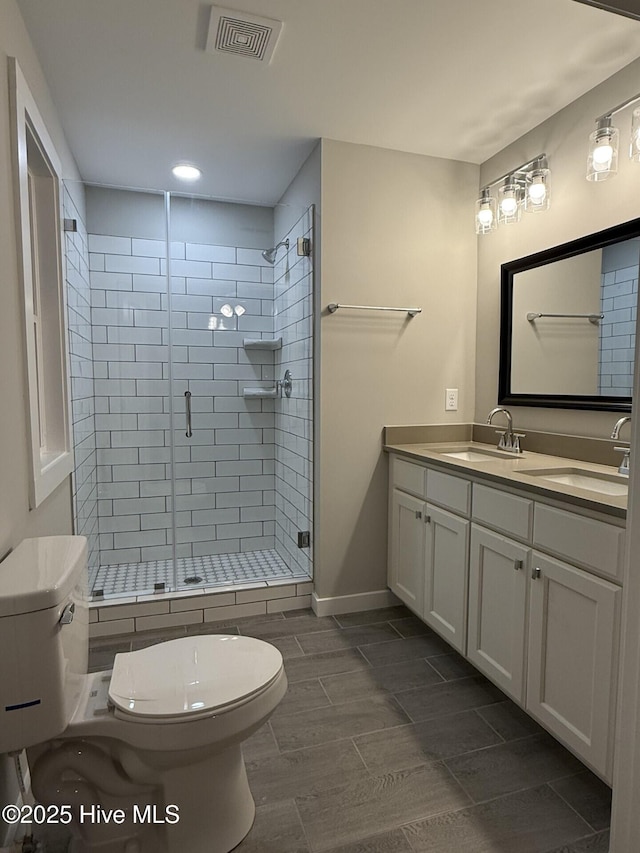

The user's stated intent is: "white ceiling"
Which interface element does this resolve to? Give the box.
[16,0,640,205]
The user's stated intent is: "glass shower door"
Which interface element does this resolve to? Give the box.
[79,187,315,599]
[89,186,176,597]
[167,192,278,590]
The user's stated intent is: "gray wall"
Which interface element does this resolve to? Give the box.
[317,139,479,601]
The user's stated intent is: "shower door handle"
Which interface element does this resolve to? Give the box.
[184,390,193,438]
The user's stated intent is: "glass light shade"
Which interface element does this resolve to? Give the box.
[498,181,521,225]
[630,108,640,162]
[524,168,550,212]
[586,124,619,181]
[475,191,497,235]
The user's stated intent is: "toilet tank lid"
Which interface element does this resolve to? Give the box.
[0,537,87,617]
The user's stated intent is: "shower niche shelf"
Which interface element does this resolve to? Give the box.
[243,337,282,351]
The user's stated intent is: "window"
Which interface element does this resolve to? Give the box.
[11,59,73,507]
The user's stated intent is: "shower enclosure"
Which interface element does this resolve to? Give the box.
[66,185,314,601]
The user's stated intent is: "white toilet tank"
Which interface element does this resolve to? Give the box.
[0,536,89,753]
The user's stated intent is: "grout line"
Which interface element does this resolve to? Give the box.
[349,737,374,775]
[541,830,611,853]
[472,707,507,744]
[291,636,305,656]
[291,797,313,853]
[470,781,601,826]
[316,676,334,705]
[387,620,407,639]
[421,657,447,684]
[547,773,610,835]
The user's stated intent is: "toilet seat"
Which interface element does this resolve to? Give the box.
[108,634,283,723]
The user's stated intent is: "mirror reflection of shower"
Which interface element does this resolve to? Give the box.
[261,238,289,264]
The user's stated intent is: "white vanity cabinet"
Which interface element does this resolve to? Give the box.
[388,453,624,782]
[387,457,469,652]
[389,489,426,613]
[467,525,530,703]
[527,550,620,780]
[423,505,469,653]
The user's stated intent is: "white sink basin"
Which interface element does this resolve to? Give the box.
[522,467,628,497]
[436,446,520,462]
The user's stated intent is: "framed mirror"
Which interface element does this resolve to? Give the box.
[498,217,640,412]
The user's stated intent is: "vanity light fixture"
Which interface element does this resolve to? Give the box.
[586,91,640,181]
[524,165,550,212]
[475,154,550,235]
[587,117,619,180]
[476,187,498,234]
[475,188,497,234]
[172,163,202,181]
[498,177,521,225]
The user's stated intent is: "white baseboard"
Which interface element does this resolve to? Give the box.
[311,588,400,617]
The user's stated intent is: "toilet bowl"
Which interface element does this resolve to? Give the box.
[0,537,287,853]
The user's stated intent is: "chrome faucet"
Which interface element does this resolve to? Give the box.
[611,416,632,476]
[486,407,524,454]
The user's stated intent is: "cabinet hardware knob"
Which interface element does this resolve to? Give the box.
[514,560,523,571]
[415,510,422,519]
[532,567,541,580]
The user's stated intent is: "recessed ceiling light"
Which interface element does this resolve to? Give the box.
[172,163,202,181]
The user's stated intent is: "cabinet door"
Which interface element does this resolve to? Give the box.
[527,551,621,781]
[389,489,426,615]
[424,505,469,653]
[468,525,529,703]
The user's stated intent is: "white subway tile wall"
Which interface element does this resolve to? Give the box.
[274,210,314,577]
[82,204,314,599]
[64,185,99,572]
[89,232,277,567]
[599,256,637,397]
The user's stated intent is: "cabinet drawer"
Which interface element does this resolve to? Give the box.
[392,456,426,499]
[533,504,625,582]
[472,484,533,541]
[426,469,471,516]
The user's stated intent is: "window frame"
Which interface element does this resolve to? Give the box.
[10,58,73,508]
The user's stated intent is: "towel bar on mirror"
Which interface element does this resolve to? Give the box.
[526,312,604,324]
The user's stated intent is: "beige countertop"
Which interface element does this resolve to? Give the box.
[384,439,627,520]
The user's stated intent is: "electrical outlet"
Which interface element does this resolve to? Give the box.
[445,388,458,411]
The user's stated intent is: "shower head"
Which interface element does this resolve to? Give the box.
[261,238,289,264]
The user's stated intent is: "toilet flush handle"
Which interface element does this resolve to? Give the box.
[59,602,75,625]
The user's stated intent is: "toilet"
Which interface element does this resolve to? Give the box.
[0,536,287,853]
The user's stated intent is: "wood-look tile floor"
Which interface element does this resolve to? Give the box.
[88,606,612,853]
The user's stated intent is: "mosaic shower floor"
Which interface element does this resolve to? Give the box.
[89,549,310,600]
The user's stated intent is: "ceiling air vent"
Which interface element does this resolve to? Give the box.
[206,6,283,63]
